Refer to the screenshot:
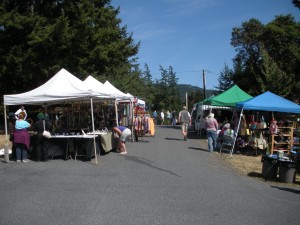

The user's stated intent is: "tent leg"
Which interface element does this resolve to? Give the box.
[230,108,243,156]
[90,98,98,165]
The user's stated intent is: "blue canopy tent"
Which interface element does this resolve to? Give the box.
[231,91,300,155]
[236,91,300,113]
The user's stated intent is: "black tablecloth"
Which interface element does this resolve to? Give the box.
[30,135,101,160]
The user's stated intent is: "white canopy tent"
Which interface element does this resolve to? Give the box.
[103,81,133,101]
[102,80,134,127]
[3,68,107,164]
[4,68,94,105]
[83,76,122,99]
[83,75,126,127]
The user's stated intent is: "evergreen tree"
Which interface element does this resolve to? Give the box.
[152,65,181,112]
[140,63,155,111]
[0,0,140,96]
[167,66,181,111]
[293,0,300,9]
[253,47,293,97]
[188,90,203,112]
[215,64,234,91]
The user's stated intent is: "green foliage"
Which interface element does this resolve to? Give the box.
[293,0,300,9]
[187,90,203,111]
[253,47,293,97]
[230,15,300,101]
[147,65,181,112]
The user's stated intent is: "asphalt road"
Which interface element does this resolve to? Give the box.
[0,126,300,225]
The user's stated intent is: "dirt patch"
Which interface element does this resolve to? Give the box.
[0,134,12,149]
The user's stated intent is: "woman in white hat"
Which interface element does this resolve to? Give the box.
[205,113,218,152]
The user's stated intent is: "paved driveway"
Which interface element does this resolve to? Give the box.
[0,126,299,225]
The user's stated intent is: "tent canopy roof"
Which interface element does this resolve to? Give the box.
[83,75,117,99]
[4,68,92,105]
[236,91,300,114]
[203,85,253,107]
[103,81,133,100]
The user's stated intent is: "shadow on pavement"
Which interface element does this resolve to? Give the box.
[248,172,263,179]
[270,186,300,194]
[187,132,207,140]
[165,137,185,141]
[188,147,209,153]
[124,155,181,177]
[157,125,181,130]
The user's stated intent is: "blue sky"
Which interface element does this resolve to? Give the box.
[111,0,299,89]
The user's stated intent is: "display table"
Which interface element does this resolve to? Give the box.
[47,135,100,160]
[98,132,117,152]
[87,131,117,152]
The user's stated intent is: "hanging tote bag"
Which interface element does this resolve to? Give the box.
[42,120,52,139]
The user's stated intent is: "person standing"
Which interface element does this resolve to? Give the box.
[153,110,158,125]
[166,110,172,125]
[171,110,177,125]
[112,126,132,155]
[160,110,165,125]
[178,106,191,141]
[32,113,52,161]
[205,113,218,152]
[15,105,27,120]
[14,112,31,162]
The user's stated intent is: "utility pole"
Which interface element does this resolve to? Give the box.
[185,92,188,110]
[202,69,206,99]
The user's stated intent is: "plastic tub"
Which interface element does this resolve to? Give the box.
[261,155,278,180]
[278,160,296,183]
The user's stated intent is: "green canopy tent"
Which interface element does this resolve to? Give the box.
[203,85,253,107]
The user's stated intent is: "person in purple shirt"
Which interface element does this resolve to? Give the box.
[112,126,132,155]
[14,112,31,162]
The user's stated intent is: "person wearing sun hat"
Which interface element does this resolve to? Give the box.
[15,105,27,120]
[205,112,218,152]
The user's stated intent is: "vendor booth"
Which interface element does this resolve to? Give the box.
[3,68,122,164]
[193,85,253,134]
[232,91,300,156]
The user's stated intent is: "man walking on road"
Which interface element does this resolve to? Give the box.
[179,106,191,141]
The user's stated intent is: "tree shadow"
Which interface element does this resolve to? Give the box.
[248,172,263,179]
[124,155,181,177]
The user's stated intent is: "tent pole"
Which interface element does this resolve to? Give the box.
[131,100,134,142]
[197,105,204,136]
[115,100,119,126]
[3,104,8,142]
[3,104,10,162]
[230,108,243,156]
[90,97,98,165]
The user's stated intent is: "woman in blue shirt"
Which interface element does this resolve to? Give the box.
[14,112,31,162]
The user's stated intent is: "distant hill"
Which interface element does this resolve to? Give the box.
[177,84,216,102]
